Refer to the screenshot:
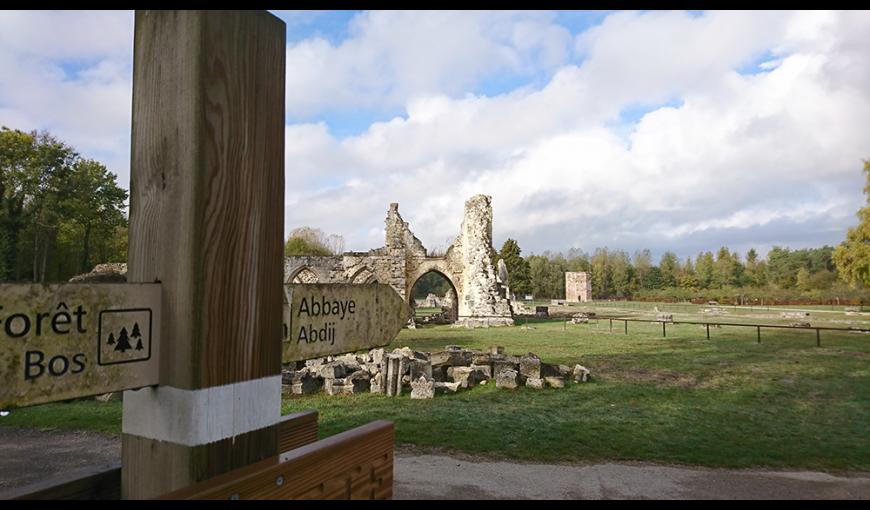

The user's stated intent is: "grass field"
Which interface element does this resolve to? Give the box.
[414,306,441,318]
[3,302,868,471]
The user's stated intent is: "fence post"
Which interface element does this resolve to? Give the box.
[757,326,761,344]
[609,319,612,332]
[624,320,628,335]
[123,10,286,499]
[662,321,666,337]
[706,323,710,340]
[816,328,821,347]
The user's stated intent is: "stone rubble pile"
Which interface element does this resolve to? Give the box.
[281,345,591,400]
[571,312,596,324]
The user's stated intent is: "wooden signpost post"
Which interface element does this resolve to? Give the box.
[0,283,161,409]
[2,9,399,501]
[120,10,286,499]
[282,284,411,362]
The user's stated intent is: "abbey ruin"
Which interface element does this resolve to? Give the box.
[284,195,514,327]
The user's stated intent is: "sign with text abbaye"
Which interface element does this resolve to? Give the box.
[0,283,161,409]
[283,283,411,362]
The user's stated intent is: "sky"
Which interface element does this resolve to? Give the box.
[1,10,869,262]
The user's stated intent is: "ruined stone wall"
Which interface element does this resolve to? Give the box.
[284,256,345,284]
[453,195,513,326]
[565,271,592,302]
[385,203,426,258]
[284,195,513,327]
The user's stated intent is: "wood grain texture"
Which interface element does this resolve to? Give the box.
[127,9,285,389]
[277,409,319,453]
[123,10,285,499]
[8,464,121,500]
[122,422,280,500]
[0,283,161,409]
[155,420,394,500]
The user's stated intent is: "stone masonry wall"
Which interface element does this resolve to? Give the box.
[565,271,592,302]
[284,196,513,327]
[453,195,513,326]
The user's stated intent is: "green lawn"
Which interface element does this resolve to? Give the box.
[414,306,441,318]
[4,310,868,471]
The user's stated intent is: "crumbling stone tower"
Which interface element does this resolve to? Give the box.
[284,194,514,328]
[451,195,513,326]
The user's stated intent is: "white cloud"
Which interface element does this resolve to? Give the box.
[284,10,572,117]
[282,10,870,258]
[0,10,134,186]
[1,10,867,261]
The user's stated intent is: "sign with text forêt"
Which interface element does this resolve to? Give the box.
[282,284,411,362]
[0,283,161,409]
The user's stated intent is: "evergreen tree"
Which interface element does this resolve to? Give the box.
[696,251,715,289]
[713,247,734,288]
[659,251,679,288]
[498,238,531,295]
[745,248,760,286]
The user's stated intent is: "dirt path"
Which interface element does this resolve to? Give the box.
[1,427,867,499]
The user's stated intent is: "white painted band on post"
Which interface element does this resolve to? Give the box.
[121,375,282,446]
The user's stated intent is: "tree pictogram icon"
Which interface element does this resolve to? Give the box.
[131,322,144,350]
[114,326,133,353]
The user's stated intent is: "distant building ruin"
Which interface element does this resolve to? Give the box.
[285,195,513,327]
[565,272,592,302]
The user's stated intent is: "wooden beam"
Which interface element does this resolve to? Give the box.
[155,420,394,500]
[123,10,286,499]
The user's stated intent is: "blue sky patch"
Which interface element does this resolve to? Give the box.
[272,10,361,45]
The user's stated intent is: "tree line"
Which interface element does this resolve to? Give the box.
[498,159,870,304]
[0,127,128,282]
[498,241,868,303]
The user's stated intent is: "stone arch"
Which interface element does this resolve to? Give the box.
[405,257,458,302]
[288,266,320,284]
[348,266,376,285]
[284,195,512,327]
[408,267,459,323]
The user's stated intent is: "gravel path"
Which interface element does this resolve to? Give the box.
[1,427,867,499]
[392,450,870,499]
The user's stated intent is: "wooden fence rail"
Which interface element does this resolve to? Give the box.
[598,317,870,347]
